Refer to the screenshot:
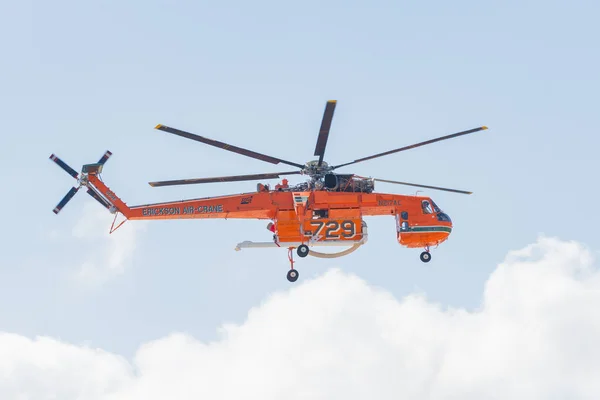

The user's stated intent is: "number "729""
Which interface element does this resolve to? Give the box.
[309,220,357,239]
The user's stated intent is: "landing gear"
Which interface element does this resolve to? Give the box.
[297,244,309,258]
[420,251,431,262]
[287,269,299,282]
[284,245,311,282]
[420,245,431,263]
[287,247,299,282]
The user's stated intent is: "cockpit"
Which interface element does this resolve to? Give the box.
[421,199,452,222]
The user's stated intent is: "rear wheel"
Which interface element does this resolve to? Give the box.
[420,251,431,263]
[287,269,299,282]
[297,244,309,258]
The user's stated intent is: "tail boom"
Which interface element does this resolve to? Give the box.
[125,191,282,221]
[86,174,132,217]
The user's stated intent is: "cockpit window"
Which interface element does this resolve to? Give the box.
[430,200,441,213]
[437,212,452,222]
[422,200,433,214]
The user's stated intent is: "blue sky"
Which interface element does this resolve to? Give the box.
[1,0,599,375]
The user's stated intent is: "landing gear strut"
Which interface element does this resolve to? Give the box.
[287,247,299,282]
[420,245,431,263]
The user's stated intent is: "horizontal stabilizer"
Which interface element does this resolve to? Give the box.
[82,163,103,174]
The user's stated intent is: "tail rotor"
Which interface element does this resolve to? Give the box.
[49,151,113,214]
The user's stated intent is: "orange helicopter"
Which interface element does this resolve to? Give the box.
[49,100,487,282]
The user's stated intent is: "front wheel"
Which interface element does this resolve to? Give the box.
[420,251,431,263]
[297,244,309,258]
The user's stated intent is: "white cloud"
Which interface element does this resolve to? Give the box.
[71,200,146,285]
[0,333,132,400]
[2,236,600,399]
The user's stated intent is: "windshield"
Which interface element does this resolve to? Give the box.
[430,199,441,213]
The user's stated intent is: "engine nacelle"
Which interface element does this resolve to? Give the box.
[323,173,374,193]
[323,173,339,189]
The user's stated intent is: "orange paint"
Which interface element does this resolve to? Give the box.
[87,174,452,249]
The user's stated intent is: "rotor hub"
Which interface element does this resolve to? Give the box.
[302,160,332,178]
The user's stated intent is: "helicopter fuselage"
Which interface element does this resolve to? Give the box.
[87,174,452,251]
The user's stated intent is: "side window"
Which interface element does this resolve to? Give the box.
[312,209,329,219]
[401,221,409,231]
[401,211,408,220]
[422,200,433,214]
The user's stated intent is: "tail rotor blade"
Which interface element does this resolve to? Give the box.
[49,154,79,179]
[98,150,112,165]
[86,188,111,209]
[53,186,80,214]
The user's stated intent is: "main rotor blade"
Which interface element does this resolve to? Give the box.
[49,154,79,179]
[333,126,488,169]
[314,100,337,166]
[148,171,301,187]
[373,178,472,195]
[155,124,305,169]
